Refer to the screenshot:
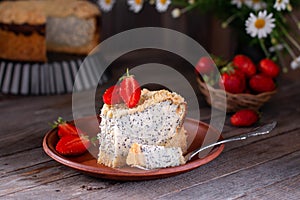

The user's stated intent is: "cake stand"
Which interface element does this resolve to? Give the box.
[0,53,110,95]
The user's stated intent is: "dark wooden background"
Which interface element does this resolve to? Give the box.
[100,1,237,60]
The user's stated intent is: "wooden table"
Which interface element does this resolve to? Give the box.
[1,64,299,199]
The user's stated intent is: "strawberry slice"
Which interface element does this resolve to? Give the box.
[51,117,86,138]
[119,69,141,108]
[55,135,90,156]
[103,85,123,105]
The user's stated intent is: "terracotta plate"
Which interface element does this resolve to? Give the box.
[43,116,224,181]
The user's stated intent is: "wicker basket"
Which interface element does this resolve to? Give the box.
[196,76,276,113]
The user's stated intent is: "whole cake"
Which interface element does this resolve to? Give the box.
[0,0,101,62]
[98,88,187,168]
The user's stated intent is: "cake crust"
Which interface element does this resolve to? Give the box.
[0,0,100,25]
[102,89,187,119]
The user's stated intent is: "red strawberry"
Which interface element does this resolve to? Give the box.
[230,109,259,127]
[219,65,246,94]
[232,55,256,78]
[119,69,141,108]
[195,56,215,74]
[259,58,280,78]
[52,117,86,138]
[55,135,90,156]
[103,85,122,105]
[249,74,276,93]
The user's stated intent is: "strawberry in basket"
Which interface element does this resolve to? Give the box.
[195,54,279,113]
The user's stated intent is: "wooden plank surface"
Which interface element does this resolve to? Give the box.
[158,151,300,200]
[4,128,298,199]
[0,66,300,199]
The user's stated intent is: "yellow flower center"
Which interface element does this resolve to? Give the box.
[255,18,266,29]
[160,0,167,4]
[105,0,111,4]
[135,0,142,5]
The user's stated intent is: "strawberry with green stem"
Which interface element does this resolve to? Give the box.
[232,55,257,78]
[195,56,216,75]
[196,56,223,87]
[51,117,87,138]
[219,63,246,94]
[51,117,97,156]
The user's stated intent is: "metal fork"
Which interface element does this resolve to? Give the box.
[184,121,277,162]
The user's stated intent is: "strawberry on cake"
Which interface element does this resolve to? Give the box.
[97,70,187,168]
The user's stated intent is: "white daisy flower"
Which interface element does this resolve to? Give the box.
[290,56,300,69]
[98,0,115,12]
[171,8,181,18]
[245,10,275,38]
[156,0,171,12]
[128,0,144,13]
[274,0,290,11]
[231,0,244,8]
[245,0,267,11]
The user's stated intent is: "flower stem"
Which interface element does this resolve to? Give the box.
[222,14,237,28]
[282,40,297,60]
[289,13,300,30]
[278,22,300,51]
[259,38,270,58]
[180,0,203,14]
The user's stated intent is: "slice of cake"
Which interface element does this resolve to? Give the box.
[126,143,186,169]
[0,0,100,62]
[98,89,187,168]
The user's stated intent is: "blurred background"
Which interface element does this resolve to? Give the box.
[100,1,236,60]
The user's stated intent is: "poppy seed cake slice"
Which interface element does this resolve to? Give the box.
[126,143,186,169]
[97,89,187,168]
